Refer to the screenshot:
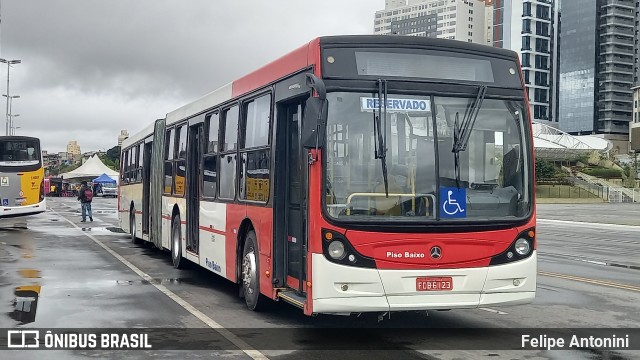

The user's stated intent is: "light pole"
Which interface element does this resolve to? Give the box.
[3,94,19,135]
[0,59,21,136]
[9,114,19,135]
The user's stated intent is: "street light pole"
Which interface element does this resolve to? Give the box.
[0,58,21,136]
[3,94,19,135]
[9,114,19,135]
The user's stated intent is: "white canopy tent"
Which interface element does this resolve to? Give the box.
[60,155,119,181]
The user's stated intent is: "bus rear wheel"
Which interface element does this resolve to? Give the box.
[241,230,266,311]
[171,215,187,269]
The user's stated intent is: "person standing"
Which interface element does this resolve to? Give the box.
[77,181,94,222]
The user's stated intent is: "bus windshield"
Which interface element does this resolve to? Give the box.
[0,139,41,166]
[324,92,531,222]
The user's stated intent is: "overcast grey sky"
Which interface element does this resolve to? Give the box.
[1,0,384,153]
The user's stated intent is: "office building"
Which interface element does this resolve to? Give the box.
[489,0,559,125]
[559,0,636,153]
[118,130,129,146]
[374,0,488,44]
[67,140,81,156]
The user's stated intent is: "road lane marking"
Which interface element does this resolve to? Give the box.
[538,252,640,271]
[51,208,269,360]
[537,218,640,231]
[539,271,640,292]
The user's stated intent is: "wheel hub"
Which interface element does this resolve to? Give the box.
[242,251,256,295]
[172,225,179,259]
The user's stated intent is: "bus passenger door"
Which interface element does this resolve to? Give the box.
[274,99,307,295]
[142,141,152,234]
[186,124,203,254]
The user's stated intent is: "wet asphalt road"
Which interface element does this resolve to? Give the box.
[0,197,639,359]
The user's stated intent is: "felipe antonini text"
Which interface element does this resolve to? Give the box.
[522,334,629,350]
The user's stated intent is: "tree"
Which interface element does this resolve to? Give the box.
[105,146,121,162]
[100,145,121,171]
[535,157,557,182]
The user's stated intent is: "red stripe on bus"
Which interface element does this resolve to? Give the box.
[199,226,226,236]
[135,210,143,214]
[231,41,310,98]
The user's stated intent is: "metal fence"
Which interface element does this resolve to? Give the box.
[535,184,604,199]
[606,187,640,203]
[536,181,640,203]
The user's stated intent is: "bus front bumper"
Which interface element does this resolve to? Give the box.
[311,252,536,314]
[0,200,47,218]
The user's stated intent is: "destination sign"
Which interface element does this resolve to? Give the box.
[361,97,430,112]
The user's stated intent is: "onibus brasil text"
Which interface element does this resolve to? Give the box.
[7,330,152,349]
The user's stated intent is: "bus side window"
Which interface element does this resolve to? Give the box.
[174,124,187,197]
[203,112,220,199]
[138,143,143,182]
[164,128,175,194]
[219,105,239,200]
[240,93,271,202]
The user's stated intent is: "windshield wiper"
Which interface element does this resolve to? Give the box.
[373,79,389,197]
[452,85,487,153]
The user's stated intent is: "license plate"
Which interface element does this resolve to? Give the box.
[416,277,453,291]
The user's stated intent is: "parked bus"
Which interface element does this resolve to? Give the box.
[0,136,46,223]
[119,36,536,316]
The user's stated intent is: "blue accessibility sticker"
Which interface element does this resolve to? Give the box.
[440,187,466,218]
[2,199,8,206]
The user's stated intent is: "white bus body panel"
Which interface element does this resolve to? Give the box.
[198,201,228,278]
[311,252,536,314]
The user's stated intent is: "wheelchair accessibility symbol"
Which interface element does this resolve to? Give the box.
[440,187,466,218]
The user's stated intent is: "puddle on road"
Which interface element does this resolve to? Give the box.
[18,269,41,279]
[30,226,125,237]
[8,285,41,325]
[80,227,126,234]
[116,278,182,286]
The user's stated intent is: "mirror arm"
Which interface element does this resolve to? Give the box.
[306,74,326,100]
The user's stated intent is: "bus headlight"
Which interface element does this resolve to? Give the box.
[489,228,535,266]
[514,238,531,256]
[327,241,346,260]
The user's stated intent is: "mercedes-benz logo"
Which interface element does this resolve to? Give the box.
[430,246,442,260]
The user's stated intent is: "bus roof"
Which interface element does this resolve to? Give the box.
[318,35,519,60]
[0,135,40,141]
[124,35,520,148]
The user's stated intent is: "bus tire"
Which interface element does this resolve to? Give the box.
[171,215,187,269]
[241,230,266,311]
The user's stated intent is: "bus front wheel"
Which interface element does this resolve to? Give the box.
[241,230,266,311]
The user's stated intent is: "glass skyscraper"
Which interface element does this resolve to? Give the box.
[559,0,635,137]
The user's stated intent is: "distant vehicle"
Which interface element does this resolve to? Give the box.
[0,136,46,219]
[119,35,536,316]
[101,183,118,197]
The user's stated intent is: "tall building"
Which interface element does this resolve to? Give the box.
[67,140,81,156]
[489,0,559,125]
[118,130,129,146]
[374,0,489,44]
[558,0,636,153]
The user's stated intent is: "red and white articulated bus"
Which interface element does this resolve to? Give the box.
[118,35,536,316]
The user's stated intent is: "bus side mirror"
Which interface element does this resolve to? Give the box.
[301,97,327,149]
